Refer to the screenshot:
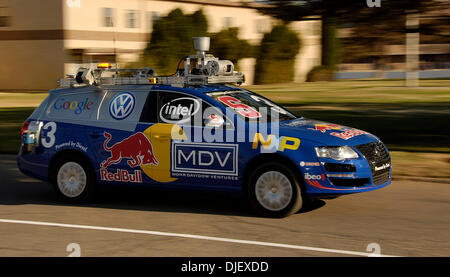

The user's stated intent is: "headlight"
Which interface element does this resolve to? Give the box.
[315,146,359,161]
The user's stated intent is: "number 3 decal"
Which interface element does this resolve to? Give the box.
[41,122,57,148]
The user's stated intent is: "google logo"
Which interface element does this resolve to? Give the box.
[53,97,94,115]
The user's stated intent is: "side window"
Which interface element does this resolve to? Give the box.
[144,91,231,127]
[139,91,158,123]
[157,91,203,126]
[98,90,145,123]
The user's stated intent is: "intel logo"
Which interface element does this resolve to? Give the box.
[160,97,200,124]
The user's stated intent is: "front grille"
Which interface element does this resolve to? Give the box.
[355,141,391,185]
[329,178,370,187]
[325,163,356,172]
[373,171,390,185]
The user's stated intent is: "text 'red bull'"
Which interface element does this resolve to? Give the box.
[100,169,142,183]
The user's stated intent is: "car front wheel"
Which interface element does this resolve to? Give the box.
[248,162,303,218]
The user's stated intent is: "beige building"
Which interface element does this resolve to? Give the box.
[0,0,321,90]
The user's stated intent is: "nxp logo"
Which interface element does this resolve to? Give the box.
[109,92,135,120]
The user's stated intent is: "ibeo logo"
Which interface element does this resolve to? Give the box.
[304,173,325,180]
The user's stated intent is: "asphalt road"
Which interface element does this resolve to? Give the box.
[0,155,448,257]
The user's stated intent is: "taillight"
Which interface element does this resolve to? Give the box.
[21,121,30,136]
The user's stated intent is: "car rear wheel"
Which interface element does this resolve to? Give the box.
[52,156,97,202]
[248,162,303,218]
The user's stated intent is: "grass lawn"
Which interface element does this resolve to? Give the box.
[0,92,48,107]
[0,107,36,154]
[245,79,450,106]
[0,80,448,178]
[246,80,450,153]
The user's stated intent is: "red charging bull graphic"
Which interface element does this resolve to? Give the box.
[309,124,367,140]
[101,131,159,168]
[330,129,368,140]
[309,124,343,133]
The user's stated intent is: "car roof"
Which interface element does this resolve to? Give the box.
[49,84,243,97]
[152,84,243,96]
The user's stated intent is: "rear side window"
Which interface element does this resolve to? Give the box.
[48,92,99,120]
[97,90,147,123]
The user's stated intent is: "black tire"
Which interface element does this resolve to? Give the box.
[247,162,303,218]
[51,155,97,203]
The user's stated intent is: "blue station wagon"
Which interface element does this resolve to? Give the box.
[18,38,391,217]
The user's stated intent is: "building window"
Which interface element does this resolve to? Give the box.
[0,6,11,27]
[102,8,114,27]
[126,10,139,28]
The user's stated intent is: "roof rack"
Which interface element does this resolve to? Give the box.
[58,37,245,88]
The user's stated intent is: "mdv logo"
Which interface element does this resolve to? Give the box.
[109,92,135,120]
[172,142,238,176]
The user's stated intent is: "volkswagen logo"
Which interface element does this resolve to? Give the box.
[109,92,135,120]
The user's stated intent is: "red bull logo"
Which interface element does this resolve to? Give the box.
[309,124,343,133]
[101,131,159,168]
[330,129,368,140]
[309,124,368,140]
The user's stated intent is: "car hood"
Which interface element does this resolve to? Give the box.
[276,118,379,146]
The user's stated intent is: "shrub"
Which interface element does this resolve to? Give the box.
[305,66,335,82]
[254,25,301,84]
[209,27,255,66]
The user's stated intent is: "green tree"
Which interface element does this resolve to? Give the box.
[139,8,254,75]
[257,0,439,72]
[254,25,301,84]
[143,8,208,75]
[209,27,255,66]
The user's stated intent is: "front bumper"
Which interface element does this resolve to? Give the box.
[303,140,392,198]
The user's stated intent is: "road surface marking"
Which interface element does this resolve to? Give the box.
[0,218,397,257]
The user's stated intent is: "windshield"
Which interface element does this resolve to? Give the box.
[206,90,297,122]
